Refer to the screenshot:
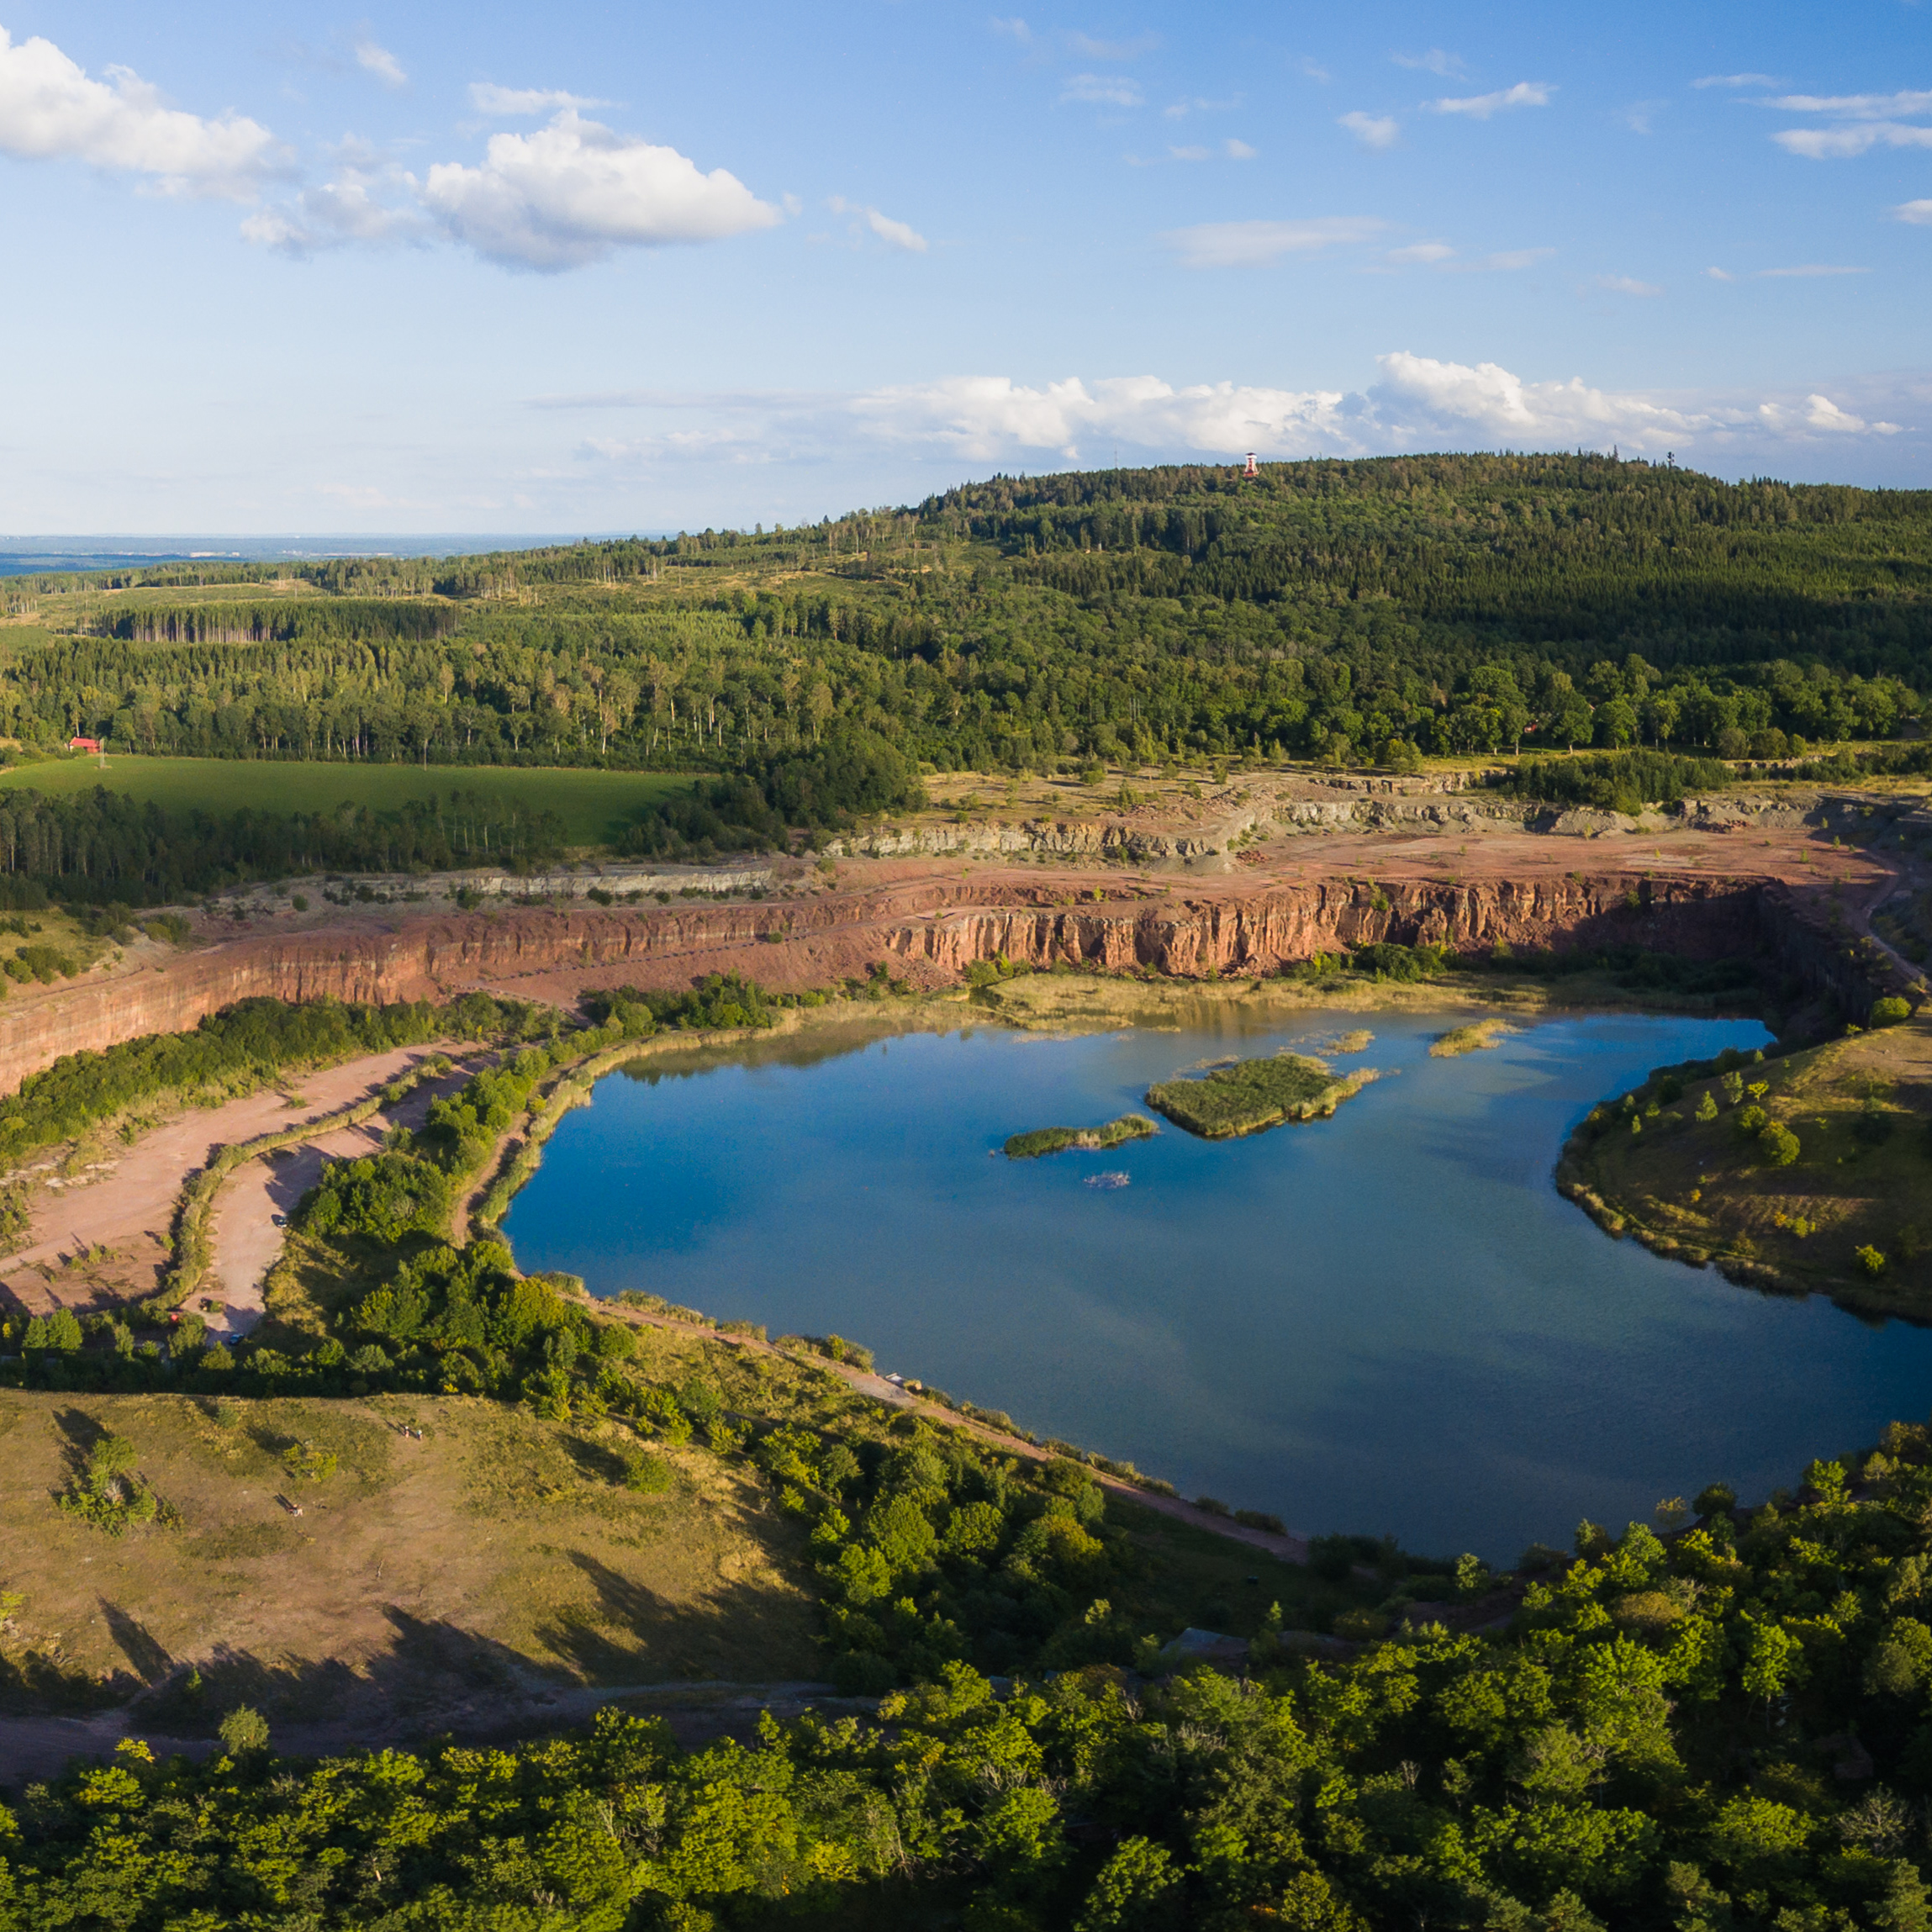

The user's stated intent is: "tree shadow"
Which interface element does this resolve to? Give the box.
[129,1607,532,1739]
[100,1601,172,1685]
[557,1435,632,1486]
[49,1407,108,1486]
[531,1552,802,1687]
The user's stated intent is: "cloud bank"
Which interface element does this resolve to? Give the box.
[553,353,1916,479]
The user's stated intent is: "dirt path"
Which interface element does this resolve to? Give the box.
[0,1047,465,1317]
[200,1058,479,1340]
[0,1676,868,1785]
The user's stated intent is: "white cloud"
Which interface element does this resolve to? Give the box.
[1766,90,1932,119]
[1619,100,1665,135]
[468,82,611,117]
[1755,263,1869,277]
[1389,240,1454,263]
[990,17,1032,43]
[1295,58,1331,84]
[1163,95,1240,119]
[1897,199,1932,224]
[1706,266,1736,280]
[354,40,406,88]
[1373,351,1710,446]
[1168,145,1209,161]
[1481,247,1555,270]
[1692,71,1780,88]
[1162,216,1383,268]
[1225,138,1256,160]
[1066,32,1159,59]
[1339,110,1400,150]
[420,111,779,269]
[1803,393,1900,434]
[0,26,282,199]
[242,164,430,254]
[1062,73,1143,107]
[1597,274,1663,296]
[827,195,927,252]
[1393,49,1465,77]
[1430,82,1553,119]
[1775,122,1932,159]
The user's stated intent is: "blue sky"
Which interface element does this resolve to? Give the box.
[2,1,1929,533]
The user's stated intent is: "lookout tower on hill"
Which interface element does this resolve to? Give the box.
[1243,451,1259,478]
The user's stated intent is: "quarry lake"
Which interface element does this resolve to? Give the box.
[504,1008,1932,1560]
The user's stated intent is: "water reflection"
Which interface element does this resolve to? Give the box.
[505,1009,1932,1560]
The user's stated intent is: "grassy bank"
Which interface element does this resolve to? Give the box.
[1559,1012,1932,1315]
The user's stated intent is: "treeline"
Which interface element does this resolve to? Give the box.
[101,598,455,646]
[3,453,1927,782]
[0,787,566,905]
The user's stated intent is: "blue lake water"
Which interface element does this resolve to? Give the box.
[504,1008,1932,1560]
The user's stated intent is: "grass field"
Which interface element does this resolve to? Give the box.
[0,756,694,847]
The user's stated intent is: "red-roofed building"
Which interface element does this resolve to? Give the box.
[68,737,103,753]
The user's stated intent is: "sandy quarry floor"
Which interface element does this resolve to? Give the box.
[1,1047,467,1318]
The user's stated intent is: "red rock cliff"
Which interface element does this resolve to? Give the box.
[0,868,1797,1097]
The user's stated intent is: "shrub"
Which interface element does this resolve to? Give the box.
[1855,1245,1888,1278]
[1760,1122,1802,1167]
[1307,1533,1359,1581]
[1234,1508,1286,1533]
[218,1706,269,1754]
[1871,996,1911,1026]
[282,1443,339,1484]
[1735,1105,1769,1138]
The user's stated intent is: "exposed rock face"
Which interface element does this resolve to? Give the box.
[879,875,1764,978]
[0,868,1801,1099]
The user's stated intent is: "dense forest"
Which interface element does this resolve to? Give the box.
[3,454,1927,781]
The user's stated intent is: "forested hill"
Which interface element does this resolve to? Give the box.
[1,453,1927,779]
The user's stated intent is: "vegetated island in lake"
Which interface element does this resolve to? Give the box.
[1146,1053,1375,1139]
[1003,1114,1157,1159]
[1430,1019,1517,1058]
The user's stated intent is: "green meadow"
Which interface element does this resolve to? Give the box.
[0,756,695,847]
